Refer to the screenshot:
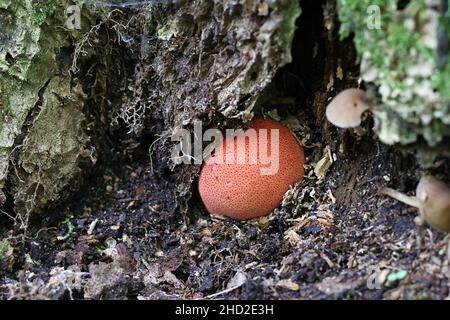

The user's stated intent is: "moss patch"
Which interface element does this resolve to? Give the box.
[337,0,450,163]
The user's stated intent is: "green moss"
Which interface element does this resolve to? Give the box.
[32,0,57,25]
[433,3,450,100]
[8,58,32,79]
[275,0,302,56]
[433,62,450,100]
[0,0,11,9]
[337,0,450,164]
[339,0,434,83]
[0,59,9,72]
[0,240,12,261]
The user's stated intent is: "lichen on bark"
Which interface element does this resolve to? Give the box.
[12,76,94,214]
[0,0,95,215]
[337,0,450,164]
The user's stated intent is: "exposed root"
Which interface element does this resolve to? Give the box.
[71,9,129,74]
[148,130,171,173]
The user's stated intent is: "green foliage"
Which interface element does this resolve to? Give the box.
[32,0,58,25]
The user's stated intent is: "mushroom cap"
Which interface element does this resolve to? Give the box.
[198,118,305,220]
[325,88,371,128]
[416,175,450,232]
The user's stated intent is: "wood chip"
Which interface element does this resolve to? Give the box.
[277,279,300,291]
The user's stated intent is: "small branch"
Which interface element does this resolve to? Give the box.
[379,187,420,208]
[205,285,242,299]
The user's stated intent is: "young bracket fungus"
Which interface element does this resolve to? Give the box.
[198,118,305,220]
[325,88,372,128]
[380,176,450,233]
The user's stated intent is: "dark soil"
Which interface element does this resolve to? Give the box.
[1,129,449,300]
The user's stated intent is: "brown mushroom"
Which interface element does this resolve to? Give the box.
[380,175,450,233]
[416,176,450,232]
[325,88,372,128]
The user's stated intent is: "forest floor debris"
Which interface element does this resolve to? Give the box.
[1,136,449,299]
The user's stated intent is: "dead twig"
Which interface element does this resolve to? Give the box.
[204,284,243,299]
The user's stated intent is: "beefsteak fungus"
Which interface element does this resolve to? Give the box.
[198,118,305,220]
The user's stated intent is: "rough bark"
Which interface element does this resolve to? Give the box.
[0,0,98,218]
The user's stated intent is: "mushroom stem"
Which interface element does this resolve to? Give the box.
[414,216,425,250]
[379,187,420,208]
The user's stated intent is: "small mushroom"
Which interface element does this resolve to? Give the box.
[380,175,450,233]
[416,176,450,233]
[325,88,372,128]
